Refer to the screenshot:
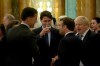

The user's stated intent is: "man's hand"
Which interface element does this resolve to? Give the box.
[39,27,50,37]
[51,55,58,66]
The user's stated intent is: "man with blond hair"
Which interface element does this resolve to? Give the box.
[75,16,100,66]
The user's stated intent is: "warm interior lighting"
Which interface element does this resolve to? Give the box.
[37,2,43,13]
[47,2,52,12]
[37,1,52,13]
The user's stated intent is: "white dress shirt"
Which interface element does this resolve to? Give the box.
[42,26,51,46]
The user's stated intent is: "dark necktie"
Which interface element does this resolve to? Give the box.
[45,33,49,44]
[77,34,83,40]
[45,33,51,46]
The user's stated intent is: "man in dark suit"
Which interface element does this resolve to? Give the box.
[75,16,100,66]
[0,24,6,66]
[33,11,62,66]
[6,7,39,66]
[51,17,82,66]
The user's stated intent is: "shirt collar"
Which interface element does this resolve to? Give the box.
[82,28,89,38]
[65,31,74,36]
[21,21,30,28]
[76,28,89,37]
[76,28,89,40]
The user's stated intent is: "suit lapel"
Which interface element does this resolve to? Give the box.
[82,30,94,44]
[65,32,75,37]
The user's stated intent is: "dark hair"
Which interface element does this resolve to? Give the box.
[61,17,75,31]
[40,10,52,20]
[0,24,5,35]
[92,17,100,23]
[53,17,56,25]
[21,7,38,21]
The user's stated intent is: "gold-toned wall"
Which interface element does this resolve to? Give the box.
[0,0,4,23]
[0,0,12,23]
[0,0,96,23]
[77,0,96,21]
[53,0,65,21]
[0,0,31,23]
[18,0,31,15]
[18,0,31,21]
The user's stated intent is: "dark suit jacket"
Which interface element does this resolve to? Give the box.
[55,33,82,66]
[0,37,7,66]
[97,30,100,34]
[81,29,100,66]
[6,24,39,66]
[33,26,62,66]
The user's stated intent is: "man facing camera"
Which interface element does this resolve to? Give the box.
[33,10,62,66]
[75,16,100,66]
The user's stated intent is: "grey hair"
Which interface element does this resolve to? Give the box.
[4,14,15,21]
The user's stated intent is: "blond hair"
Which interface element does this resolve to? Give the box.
[74,16,90,26]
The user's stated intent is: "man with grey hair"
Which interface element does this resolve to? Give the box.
[75,16,100,66]
[59,15,67,21]
[3,14,15,29]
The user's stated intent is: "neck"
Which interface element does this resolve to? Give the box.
[64,30,73,36]
[95,28,100,33]
[21,21,30,28]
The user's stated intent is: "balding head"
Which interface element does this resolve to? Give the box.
[3,14,15,27]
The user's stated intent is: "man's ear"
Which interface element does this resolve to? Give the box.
[27,17,32,21]
[26,17,30,21]
[63,25,67,29]
[98,23,100,27]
